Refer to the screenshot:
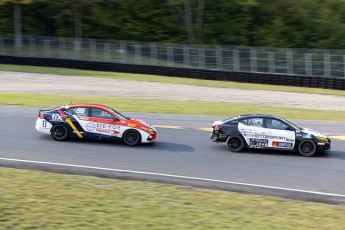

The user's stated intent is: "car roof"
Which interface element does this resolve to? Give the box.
[65,103,109,110]
[236,114,281,119]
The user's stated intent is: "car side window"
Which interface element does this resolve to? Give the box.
[90,108,113,119]
[66,107,88,116]
[246,118,264,127]
[239,119,248,125]
[266,118,289,130]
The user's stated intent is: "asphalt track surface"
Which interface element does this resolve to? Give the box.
[1,106,345,205]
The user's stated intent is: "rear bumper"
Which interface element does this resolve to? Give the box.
[210,131,227,142]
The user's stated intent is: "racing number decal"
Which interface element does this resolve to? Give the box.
[42,120,47,128]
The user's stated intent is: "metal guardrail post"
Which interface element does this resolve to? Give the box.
[58,37,65,59]
[323,51,331,77]
[216,45,223,70]
[167,47,174,66]
[233,50,240,71]
[89,39,96,61]
[135,44,142,64]
[0,36,4,55]
[150,42,157,65]
[43,39,50,58]
[305,53,312,76]
[343,55,345,78]
[286,49,293,75]
[104,43,110,62]
[250,47,257,72]
[268,52,275,73]
[120,40,127,63]
[28,36,36,57]
[183,45,190,67]
[198,48,205,68]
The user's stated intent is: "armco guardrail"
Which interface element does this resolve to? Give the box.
[1,55,345,90]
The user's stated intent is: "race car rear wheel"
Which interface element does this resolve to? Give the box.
[226,135,244,152]
[123,129,141,146]
[298,140,316,157]
[51,125,68,141]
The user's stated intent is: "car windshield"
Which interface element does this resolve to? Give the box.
[278,117,301,130]
[107,107,129,120]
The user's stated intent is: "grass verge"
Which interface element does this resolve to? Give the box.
[1,64,345,97]
[1,167,344,229]
[0,93,344,121]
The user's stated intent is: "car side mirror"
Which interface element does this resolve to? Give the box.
[285,127,292,131]
[113,117,119,121]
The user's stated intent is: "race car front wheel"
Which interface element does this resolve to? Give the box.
[298,140,316,157]
[51,125,68,141]
[123,129,141,146]
[226,135,244,152]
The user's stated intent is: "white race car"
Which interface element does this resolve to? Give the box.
[211,114,330,157]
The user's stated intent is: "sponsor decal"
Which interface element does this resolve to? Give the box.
[317,142,326,146]
[86,123,96,131]
[296,134,302,137]
[78,116,89,121]
[52,114,63,121]
[86,123,120,133]
[286,138,294,142]
[303,133,311,138]
[250,138,268,147]
[272,141,293,148]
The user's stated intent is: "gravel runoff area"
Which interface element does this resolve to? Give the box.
[1,71,344,111]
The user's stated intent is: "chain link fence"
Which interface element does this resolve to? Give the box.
[1,35,345,78]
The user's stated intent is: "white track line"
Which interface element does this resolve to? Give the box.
[1,157,345,198]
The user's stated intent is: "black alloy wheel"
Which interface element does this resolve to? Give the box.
[298,140,317,157]
[226,136,244,152]
[51,125,68,141]
[123,130,141,146]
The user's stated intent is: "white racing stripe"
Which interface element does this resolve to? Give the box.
[1,157,345,198]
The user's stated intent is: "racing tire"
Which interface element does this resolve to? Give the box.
[51,125,68,141]
[123,129,141,146]
[226,135,244,152]
[298,140,317,157]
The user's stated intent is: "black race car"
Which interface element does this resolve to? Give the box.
[210,114,330,157]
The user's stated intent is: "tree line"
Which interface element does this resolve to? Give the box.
[1,0,345,49]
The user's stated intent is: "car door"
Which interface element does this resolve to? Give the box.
[87,107,121,138]
[238,117,270,148]
[263,118,296,149]
[65,107,90,137]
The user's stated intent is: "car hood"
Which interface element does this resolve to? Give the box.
[131,119,156,131]
[301,128,328,138]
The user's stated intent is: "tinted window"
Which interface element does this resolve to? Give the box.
[247,117,264,127]
[66,107,88,116]
[90,108,113,119]
[266,118,289,130]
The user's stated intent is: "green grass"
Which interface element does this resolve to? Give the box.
[1,167,344,229]
[1,64,345,97]
[0,93,344,121]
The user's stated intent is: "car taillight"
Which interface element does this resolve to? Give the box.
[39,114,46,119]
[212,125,222,131]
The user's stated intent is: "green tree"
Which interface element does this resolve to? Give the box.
[0,0,34,50]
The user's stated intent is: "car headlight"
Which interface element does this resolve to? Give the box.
[315,136,328,142]
[139,127,154,133]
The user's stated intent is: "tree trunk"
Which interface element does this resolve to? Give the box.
[195,0,205,29]
[14,3,22,53]
[74,7,82,51]
[183,0,196,45]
